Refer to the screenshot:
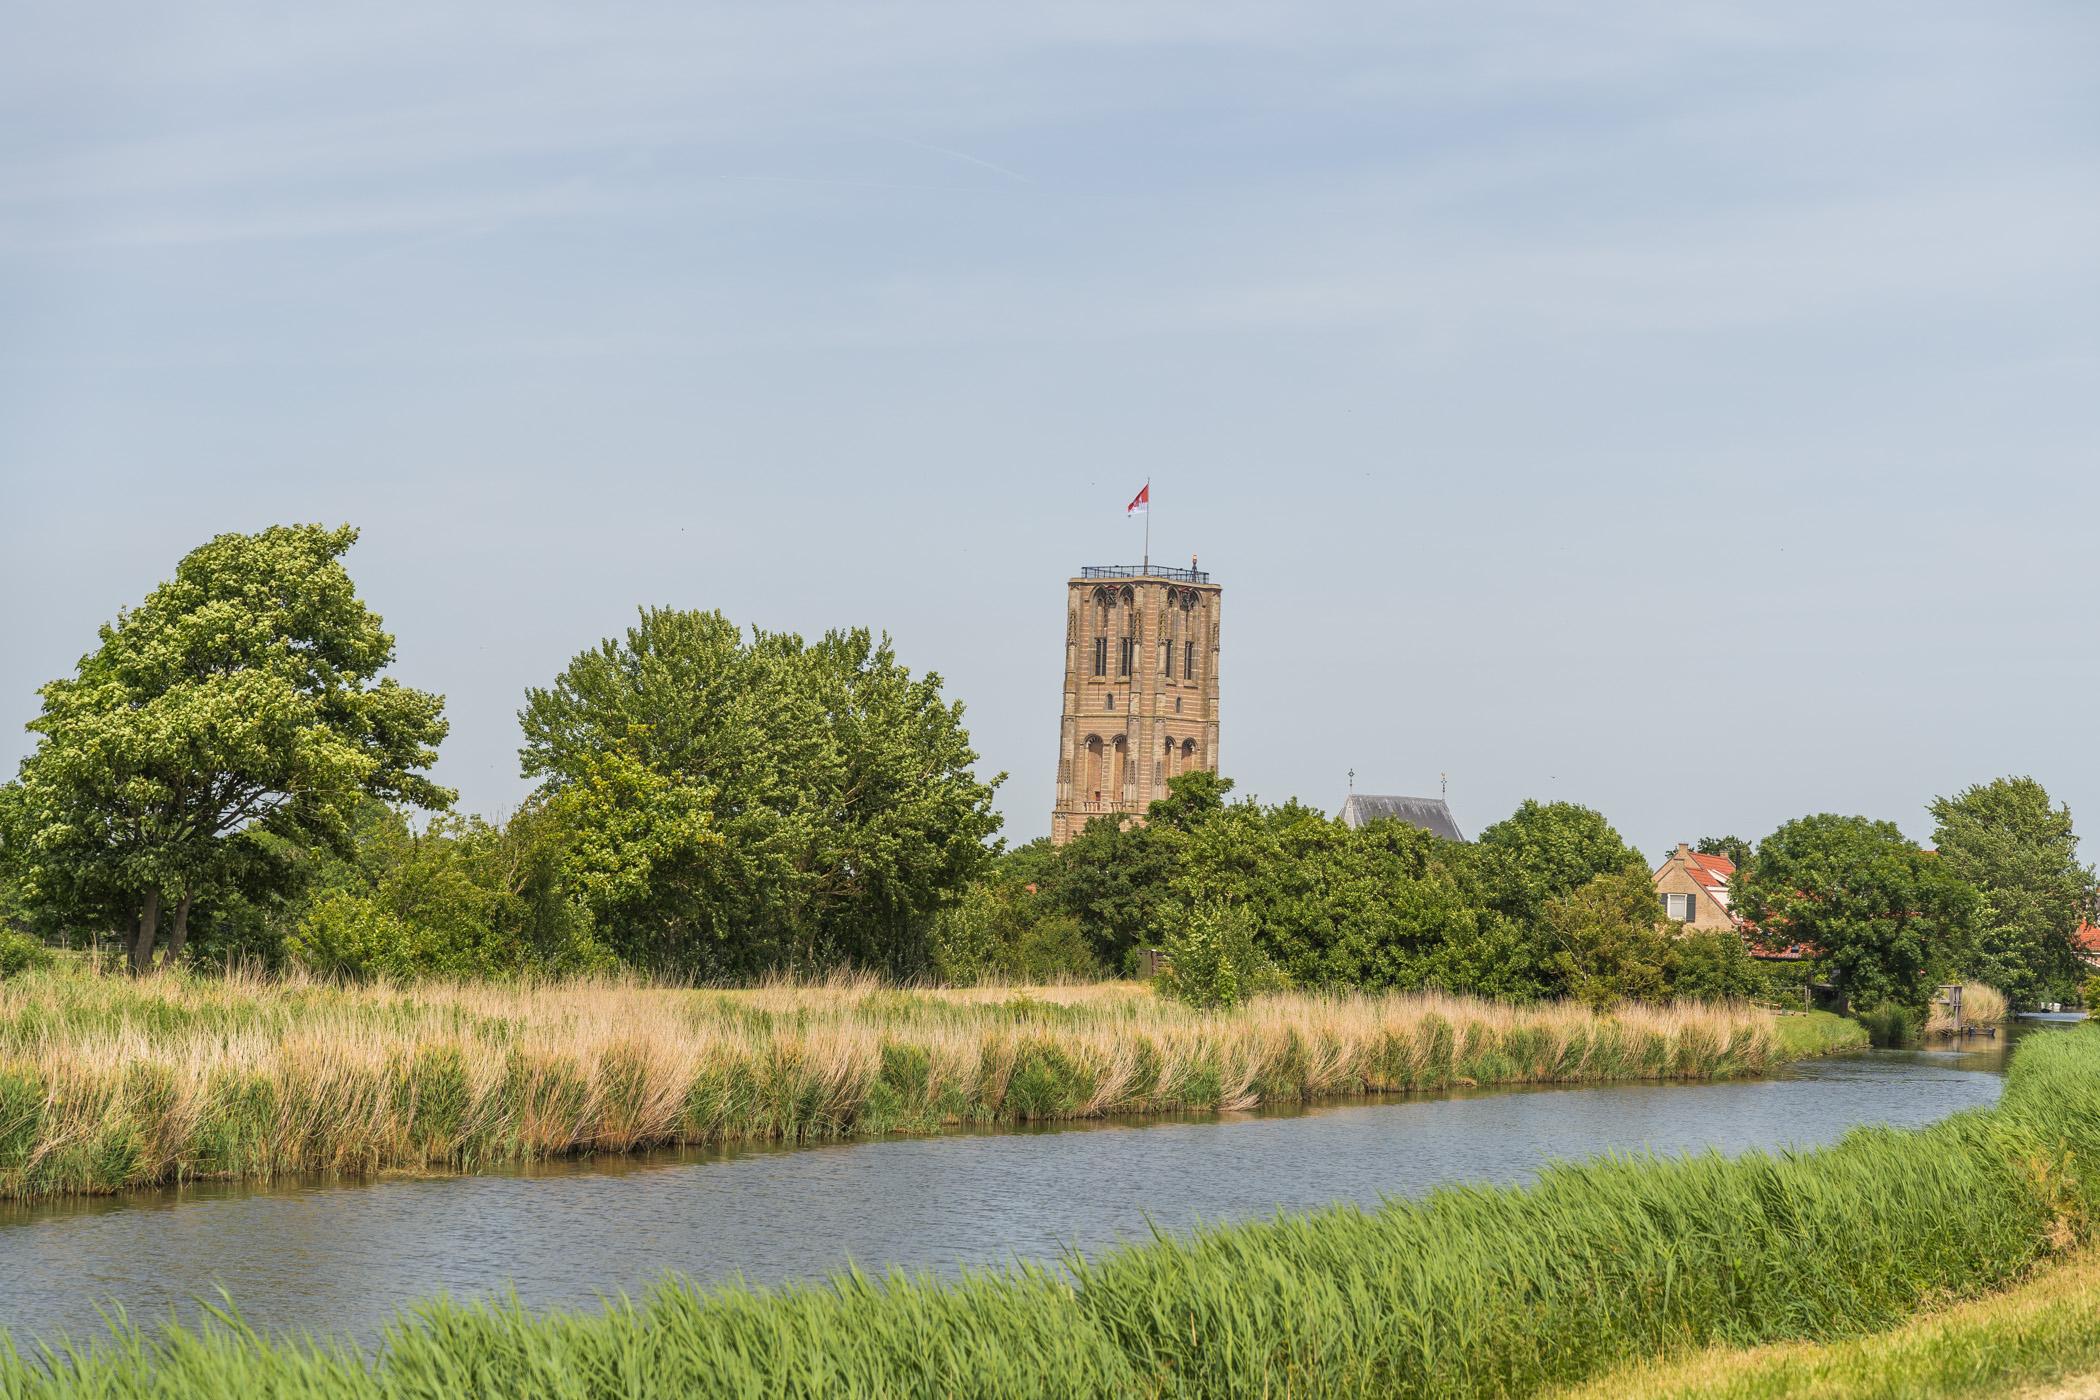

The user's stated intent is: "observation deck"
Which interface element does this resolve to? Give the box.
[1077,563,1211,584]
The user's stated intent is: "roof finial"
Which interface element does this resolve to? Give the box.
[1440,771,1448,800]
[1348,767,1355,792]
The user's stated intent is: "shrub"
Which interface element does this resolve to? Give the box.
[1542,870,1673,1008]
[1664,930,1766,1001]
[286,890,437,980]
[926,882,1005,985]
[1000,914,1103,984]
[1156,902,1283,1009]
[1853,1001,1918,1047]
[2084,973,2100,1010]
[928,887,1101,986]
[0,928,51,980]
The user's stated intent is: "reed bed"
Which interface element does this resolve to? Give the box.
[1927,981,2012,1034]
[0,967,1849,1201]
[0,1023,2089,1397]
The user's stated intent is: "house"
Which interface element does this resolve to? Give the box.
[2076,923,2100,970]
[1650,843,1741,934]
[1337,793,1466,842]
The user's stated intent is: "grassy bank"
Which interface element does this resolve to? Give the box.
[0,966,1854,1201]
[1556,1248,2100,1399]
[0,1024,2086,1397]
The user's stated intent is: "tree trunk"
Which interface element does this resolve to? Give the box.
[129,889,161,976]
[163,893,192,971]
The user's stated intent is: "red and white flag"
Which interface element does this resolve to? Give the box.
[1126,483,1150,517]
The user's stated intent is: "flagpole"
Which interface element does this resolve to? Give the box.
[1143,479,1151,575]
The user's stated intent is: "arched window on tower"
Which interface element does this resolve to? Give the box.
[1095,587,1118,677]
[1118,588,1136,676]
[1084,735,1104,800]
[1165,593,1180,678]
[1110,735,1128,800]
[1181,737,1198,772]
[1163,735,1179,781]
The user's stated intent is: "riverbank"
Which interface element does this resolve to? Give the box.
[0,1022,2082,1396]
[0,966,1860,1200]
[1556,1248,2100,1399]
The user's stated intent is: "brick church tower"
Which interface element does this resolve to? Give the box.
[1050,561,1221,843]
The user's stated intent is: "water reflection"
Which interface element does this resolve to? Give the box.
[0,1043,2033,1344]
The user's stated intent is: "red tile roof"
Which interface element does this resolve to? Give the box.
[1684,850,1734,889]
[2075,922,2100,955]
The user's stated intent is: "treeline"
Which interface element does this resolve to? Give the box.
[938,777,1771,1007]
[1,524,2093,1014]
[947,772,2095,1014]
[0,526,998,981]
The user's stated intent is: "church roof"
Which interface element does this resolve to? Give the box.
[1337,793,1467,842]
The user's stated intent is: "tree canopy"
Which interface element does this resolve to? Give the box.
[517,608,1002,978]
[1929,776,2093,1007]
[1475,800,1649,927]
[12,525,450,971]
[1733,814,1977,1011]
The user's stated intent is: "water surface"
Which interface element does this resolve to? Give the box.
[0,1038,2029,1343]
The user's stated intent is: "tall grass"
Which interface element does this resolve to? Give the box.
[1557,1247,2100,1399]
[0,965,1843,1201]
[1927,981,2011,1035]
[0,1025,2089,1397]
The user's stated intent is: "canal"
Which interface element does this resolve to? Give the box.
[0,1034,2040,1343]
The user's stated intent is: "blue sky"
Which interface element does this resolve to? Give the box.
[3,2,2096,856]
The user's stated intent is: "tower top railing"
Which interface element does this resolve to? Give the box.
[1079,564,1211,584]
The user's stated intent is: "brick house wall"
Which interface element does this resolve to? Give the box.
[1651,843,1739,932]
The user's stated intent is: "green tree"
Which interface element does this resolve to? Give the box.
[286,803,610,980]
[1735,814,1979,1012]
[518,609,1001,978]
[1155,901,1281,1009]
[1541,868,1675,1009]
[13,525,450,972]
[1665,930,1767,1002]
[1028,771,1229,970]
[0,782,34,934]
[1475,800,1647,927]
[536,739,723,972]
[1928,777,2094,1008]
[1167,798,1492,991]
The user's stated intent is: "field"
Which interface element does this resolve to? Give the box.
[0,965,1859,1200]
[0,1020,2085,1397]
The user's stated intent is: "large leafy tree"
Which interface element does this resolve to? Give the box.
[518,608,1001,978]
[1540,869,1675,1009]
[1474,800,1648,927]
[14,525,450,972]
[1735,814,1978,1011]
[1167,797,1493,991]
[1929,776,2094,1007]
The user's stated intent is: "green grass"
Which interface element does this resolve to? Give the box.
[1770,1010,1871,1059]
[1556,1249,2100,1399]
[0,1027,2088,1397]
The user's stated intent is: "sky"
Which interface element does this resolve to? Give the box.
[2,2,2097,859]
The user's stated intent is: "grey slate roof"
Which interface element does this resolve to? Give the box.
[1337,794,1467,842]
